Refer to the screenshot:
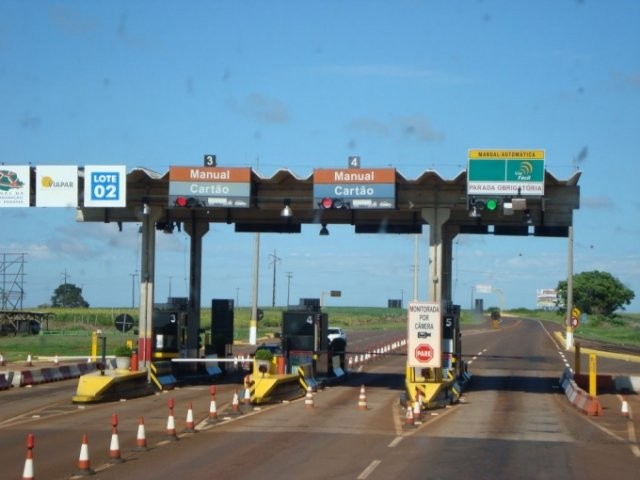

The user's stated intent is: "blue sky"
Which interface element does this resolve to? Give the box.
[1,1,639,312]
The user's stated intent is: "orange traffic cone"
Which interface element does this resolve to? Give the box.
[304,386,315,409]
[26,353,32,367]
[184,402,196,433]
[413,400,421,421]
[1,352,6,366]
[166,398,178,441]
[358,385,368,410]
[22,433,35,480]
[108,413,123,463]
[404,406,415,428]
[75,433,94,476]
[231,389,241,414]
[208,386,219,423]
[621,399,629,417]
[135,417,148,450]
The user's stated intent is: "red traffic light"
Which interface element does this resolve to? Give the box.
[174,197,198,208]
[318,197,348,209]
[319,197,334,209]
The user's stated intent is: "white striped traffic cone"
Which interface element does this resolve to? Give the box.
[413,400,421,420]
[75,433,94,476]
[231,390,241,414]
[621,399,629,417]
[108,413,123,463]
[305,386,315,409]
[358,385,368,410]
[184,402,196,433]
[404,406,415,428]
[166,400,178,441]
[135,416,148,450]
[22,433,35,480]
[208,387,219,423]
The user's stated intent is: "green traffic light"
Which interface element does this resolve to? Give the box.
[486,199,498,210]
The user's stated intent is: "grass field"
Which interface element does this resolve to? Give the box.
[1,307,638,363]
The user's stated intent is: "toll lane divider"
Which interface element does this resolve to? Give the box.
[346,337,406,371]
[6,362,98,388]
[559,367,603,416]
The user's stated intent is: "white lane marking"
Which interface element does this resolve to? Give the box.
[388,436,403,448]
[357,459,381,479]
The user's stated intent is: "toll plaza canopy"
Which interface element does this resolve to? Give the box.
[72,165,580,366]
[76,167,580,234]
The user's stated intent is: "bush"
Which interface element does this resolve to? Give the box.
[114,344,132,357]
[254,348,274,361]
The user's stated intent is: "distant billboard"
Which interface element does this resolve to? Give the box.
[0,165,30,207]
[536,288,558,310]
[36,165,78,207]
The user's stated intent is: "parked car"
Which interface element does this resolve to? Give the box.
[327,327,347,343]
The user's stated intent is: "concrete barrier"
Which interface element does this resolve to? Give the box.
[0,372,11,390]
[3,362,98,389]
[559,368,603,416]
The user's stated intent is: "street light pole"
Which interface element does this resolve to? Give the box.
[566,224,575,350]
[249,232,260,346]
[130,272,138,308]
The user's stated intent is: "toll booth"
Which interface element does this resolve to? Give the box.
[281,299,331,377]
[152,297,188,359]
[209,299,234,372]
[442,304,462,379]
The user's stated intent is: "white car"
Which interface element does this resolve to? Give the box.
[327,327,347,343]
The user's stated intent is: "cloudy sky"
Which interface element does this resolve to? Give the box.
[1,1,638,312]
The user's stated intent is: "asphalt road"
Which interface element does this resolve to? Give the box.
[1,319,639,479]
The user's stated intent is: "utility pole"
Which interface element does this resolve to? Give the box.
[286,272,293,307]
[61,269,70,307]
[269,250,281,307]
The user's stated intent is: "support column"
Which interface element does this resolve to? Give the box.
[138,207,161,368]
[184,214,209,358]
[421,208,451,304]
[440,224,460,304]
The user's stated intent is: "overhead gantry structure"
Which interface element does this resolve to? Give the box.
[76,166,580,367]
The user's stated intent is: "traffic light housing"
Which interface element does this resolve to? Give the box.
[469,197,499,211]
[174,196,201,208]
[468,196,500,215]
[318,197,350,209]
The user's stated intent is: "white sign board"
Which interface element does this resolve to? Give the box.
[475,284,493,294]
[0,165,30,207]
[407,302,442,368]
[84,165,127,207]
[36,165,78,207]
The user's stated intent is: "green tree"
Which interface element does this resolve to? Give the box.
[556,270,634,317]
[51,283,90,308]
